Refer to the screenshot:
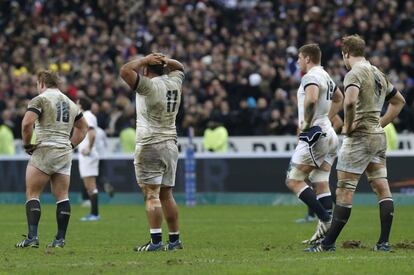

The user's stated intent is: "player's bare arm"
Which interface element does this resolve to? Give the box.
[380,91,405,128]
[330,115,343,133]
[21,110,39,155]
[328,88,344,121]
[343,85,359,135]
[302,84,319,131]
[163,58,184,72]
[120,53,164,89]
[328,88,344,133]
[71,116,88,148]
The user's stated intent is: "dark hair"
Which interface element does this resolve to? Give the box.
[298,44,321,64]
[147,64,165,76]
[78,96,92,111]
[37,70,60,88]
[341,35,365,57]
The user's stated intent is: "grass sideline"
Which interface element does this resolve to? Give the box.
[1,205,414,274]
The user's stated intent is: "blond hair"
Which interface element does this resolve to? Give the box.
[37,70,60,88]
[341,35,365,57]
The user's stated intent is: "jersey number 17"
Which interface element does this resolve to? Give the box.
[166,90,178,112]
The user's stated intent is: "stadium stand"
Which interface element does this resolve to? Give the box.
[0,0,413,143]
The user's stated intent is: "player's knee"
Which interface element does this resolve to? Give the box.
[142,185,161,210]
[143,187,160,200]
[146,198,161,211]
[308,169,330,183]
[286,166,307,185]
[336,181,356,204]
[337,179,358,191]
[367,168,388,195]
[366,167,387,182]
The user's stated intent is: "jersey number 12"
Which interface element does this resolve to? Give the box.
[326,81,334,100]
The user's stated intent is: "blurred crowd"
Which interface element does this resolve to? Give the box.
[1,0,414,142]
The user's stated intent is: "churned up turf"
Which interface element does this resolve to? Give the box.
[1,204,414,274]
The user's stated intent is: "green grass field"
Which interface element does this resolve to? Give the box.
[1,204,414,274]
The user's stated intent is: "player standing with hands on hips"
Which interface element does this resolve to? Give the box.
[285,44,343,245]
[306,35,406,252]
[16,70,88,248]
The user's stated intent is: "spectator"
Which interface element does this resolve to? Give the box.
[203,120,229,152]
[0,117,15,155]
[384,123,398,151]
[0,0,413,139]
[119,120,136,153]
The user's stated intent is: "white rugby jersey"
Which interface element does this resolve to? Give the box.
[95,126,107,156]
[78,110,98,155]
[297,66,336,131]
[134,70,184,145]
[27,88,81,148]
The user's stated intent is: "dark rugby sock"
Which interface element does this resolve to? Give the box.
[298,187,331,222]
[317,193,333,214]
[150,229,162,244]
[26,199,41,239]
[307,206,316,218]
[90,192,99,216]
[322,204,352,246]
[56,199,71,240]
[169,232,180,243]
[378,198,394,244]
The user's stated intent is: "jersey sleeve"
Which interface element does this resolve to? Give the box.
[344,71,362,91]
[168,70,185,86]
[27,96,43,116]
[135,75,155,96]
[75,111,83,121]
[84,112,97,129]
[301,74,319,91]
[384,78,397,101]
[91,116,98,129]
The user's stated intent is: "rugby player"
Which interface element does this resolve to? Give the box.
[77,97,101,221]
[120,53,185,251]
[16,70,88,248]
[286,44,343,244]
[306,35,406,252]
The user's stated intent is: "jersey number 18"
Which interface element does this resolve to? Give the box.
[56,101,70,123]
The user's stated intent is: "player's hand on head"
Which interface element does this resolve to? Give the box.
[145,53,165,66]
[151,52,165,57]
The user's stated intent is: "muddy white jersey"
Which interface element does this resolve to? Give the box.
[134,70,184,146]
